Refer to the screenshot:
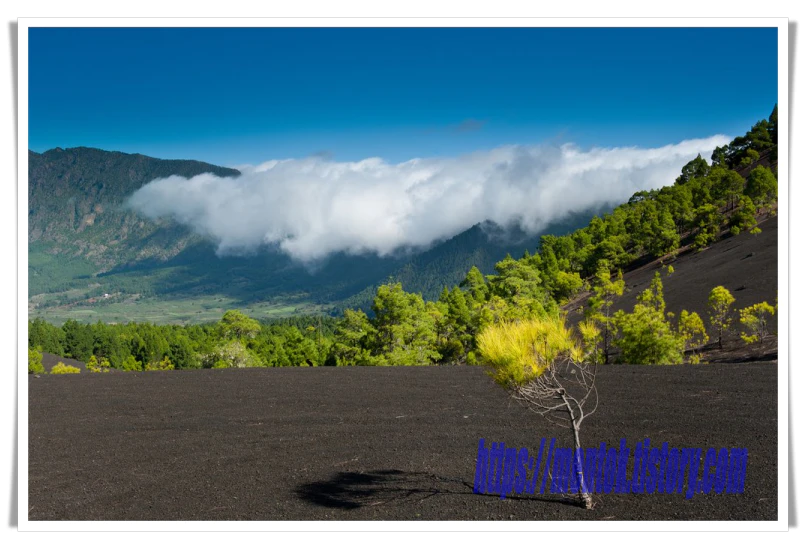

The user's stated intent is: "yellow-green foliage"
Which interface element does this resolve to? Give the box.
[678,310,709,350]
[28,348,44,375]
[666,265,674,277]
[613,273,684,365]
[145,356,175,371]
[121,355,143,371]
[51,362,80,374]
[577,319,602,365]
[708,286,735,348]
[85,355,111,373]
[585,267,626,363]
[739,301,776,344]
[477,314,583,388]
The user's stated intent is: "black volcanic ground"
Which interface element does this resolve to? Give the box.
[28,208,780,521]
[28,364,777,521]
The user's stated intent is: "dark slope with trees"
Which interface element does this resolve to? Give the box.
[566,214,778,363]
[320,107,780,367]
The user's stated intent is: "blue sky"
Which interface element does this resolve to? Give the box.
[28,27,778,167]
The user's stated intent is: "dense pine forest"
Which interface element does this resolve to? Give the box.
[28,107,779,372]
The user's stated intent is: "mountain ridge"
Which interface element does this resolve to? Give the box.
[28,147,601,323]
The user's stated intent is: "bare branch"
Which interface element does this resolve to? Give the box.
[510,355,598,509]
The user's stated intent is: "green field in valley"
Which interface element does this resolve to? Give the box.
[29,294,321,325]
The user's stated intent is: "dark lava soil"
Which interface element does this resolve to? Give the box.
[28,363,778,521]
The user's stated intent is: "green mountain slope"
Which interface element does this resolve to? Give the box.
[337,211,607,311]
[28,147,603,323]
[29,147,241,268]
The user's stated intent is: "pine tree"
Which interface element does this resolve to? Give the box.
[612,272,684,365]
[585,266,625,364]
[745,166,778,207]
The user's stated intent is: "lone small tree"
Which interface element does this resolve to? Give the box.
[477,314,597,509]
[585,266,625,364]
[678,310,709,363]
[708,286,736,349]
[738,301,776,344]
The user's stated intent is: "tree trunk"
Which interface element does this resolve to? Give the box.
[571,421,594,510]
[559,390,594,509]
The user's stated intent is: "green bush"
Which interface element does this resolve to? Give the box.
[85,355,111,373]
[212,359,230,369]
[121,355,143,371]
[28,348,44,375]
[51,362,80,374]
[739,301,776,344]
[145,356,175,371]
[613,273,684,364]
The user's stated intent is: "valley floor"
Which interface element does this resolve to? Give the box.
[28,363,778,521]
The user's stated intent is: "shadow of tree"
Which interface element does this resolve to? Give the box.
[295,469,581,510]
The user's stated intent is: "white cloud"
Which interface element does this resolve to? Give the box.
[126,136,728,262]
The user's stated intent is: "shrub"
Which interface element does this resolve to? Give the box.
[145,356,175,371]
[613,273,684,364]
[577,319,602,365]
[739,302,776,344]
[28,348,44,375]
[85,355,110,373]
[121,355,143,371]
[51,362,80,374]
[694,230,714,251]
[678,310,709,350]
[614,307,684,364]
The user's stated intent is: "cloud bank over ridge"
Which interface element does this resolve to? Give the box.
[127,136,729,262]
